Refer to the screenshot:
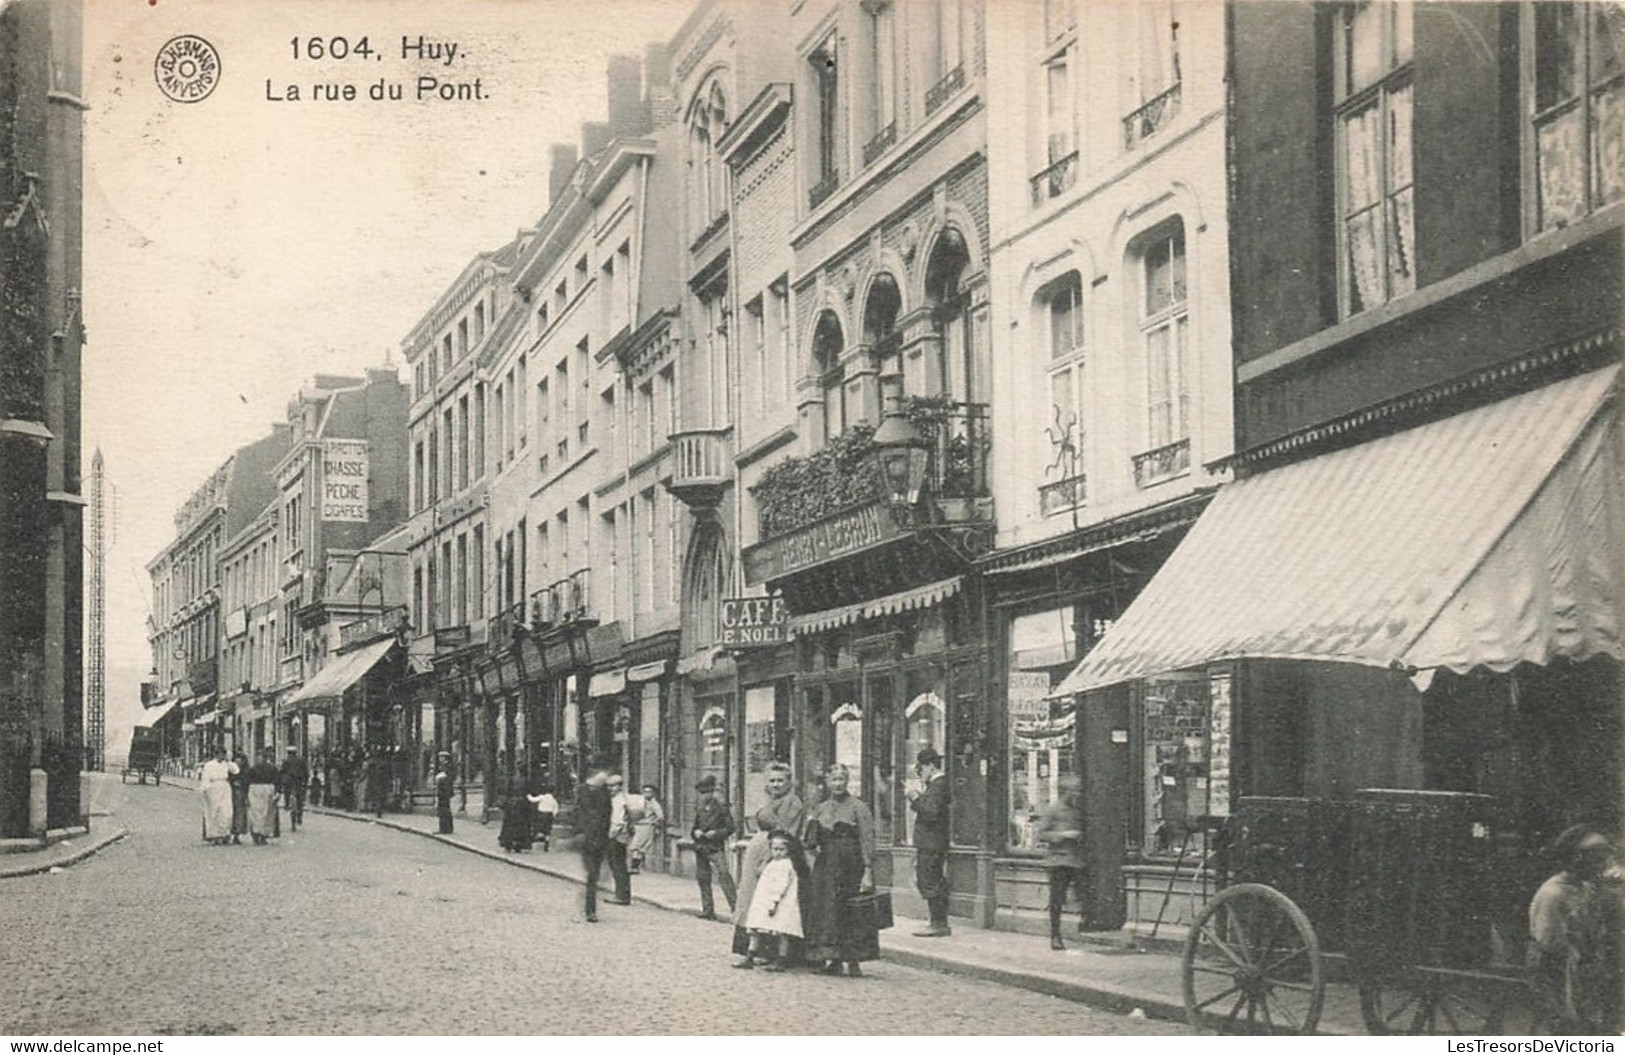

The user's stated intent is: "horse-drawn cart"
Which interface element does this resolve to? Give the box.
[1182,789,1549,1034]
[120,728,164,785]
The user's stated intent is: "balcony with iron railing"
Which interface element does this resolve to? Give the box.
[1123,82,1182,150]
[1132,438,1191,488]
[666,427,732,511]
[1030,151,1079,208]
[529,569,593,633]
[1038,473,1087,515]
[862,122,897,167]
[926,64,967,117]
[749,399,990,542]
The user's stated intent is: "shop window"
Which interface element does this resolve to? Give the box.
[1007,608,1079,850]
[867,673,898,844]
[1526,2,1625,233]
[831,692,864,800]
[698,695,732,803]
[902,679,946,846]
[743,685,778,812]
[1334,0,1415,316]
[1140,672,1211,855]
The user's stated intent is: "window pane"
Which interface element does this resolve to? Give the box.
[1590,4,1624,85]
[1345,206,1383,313]
[1144,237,1171,314]
[1049,365,1075,430]
[1146,323,1171,447]
[1391,0,1413,67]
[1593,82,1625,207]
[1343,100,1383,212]
[1537,108,1586,229]
[1347,2,1384,94]
[1174,314,1190,440]
[1537,3,1581,112]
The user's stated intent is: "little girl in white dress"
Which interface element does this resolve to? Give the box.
[737,830,804,971]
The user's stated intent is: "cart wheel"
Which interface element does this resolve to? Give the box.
[1360,971,1536,1035]
[1183,882,1324,1035]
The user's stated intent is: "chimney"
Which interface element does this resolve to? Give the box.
[643,42,675,129]
[581,120,612,159]
[548,143,578,204]
[606,53,649,137]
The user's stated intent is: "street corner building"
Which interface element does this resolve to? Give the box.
[138,0,1623,966]
[0,0,86,840]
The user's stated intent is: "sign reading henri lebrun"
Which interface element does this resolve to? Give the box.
[322,440,370,522]
[741,500,903,584]
[719,596,790,648]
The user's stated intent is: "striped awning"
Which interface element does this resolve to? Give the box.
[1052,367,1620,696]
[136,700,178,728]
[789,576,963,636]
[286,637,396,705]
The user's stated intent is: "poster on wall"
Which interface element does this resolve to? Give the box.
[1207,670,1233,817]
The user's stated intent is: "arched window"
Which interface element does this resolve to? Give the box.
[924,228,978,402]
[813,310,846,442]
[862,274,902,410]
[686,525,730,648]
[688,79,729,234]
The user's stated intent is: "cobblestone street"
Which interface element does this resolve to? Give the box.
[1,777,1184,1036]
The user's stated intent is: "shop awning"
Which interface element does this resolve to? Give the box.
[589,669,627,697]
[1051,367,1621,696]
[136,700,177,728]
[788,576,964,636]
[627,660,668,682]
[285,637,396,705]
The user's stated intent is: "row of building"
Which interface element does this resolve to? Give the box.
[143,0,1622,936]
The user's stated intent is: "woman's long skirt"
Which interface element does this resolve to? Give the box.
[201,781,233,841]
[246,784,278,838]
[230,782,249,836]
[803,823,879,964]
[498,797,534,850]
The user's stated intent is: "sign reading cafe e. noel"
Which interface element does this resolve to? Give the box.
[322,440,370,522]
[719,596,790,648]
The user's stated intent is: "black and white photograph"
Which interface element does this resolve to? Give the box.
[0,0,1621,1040]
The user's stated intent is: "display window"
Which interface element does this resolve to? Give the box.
[902,680,946,844]
[1140,671,1211,855]
[1007,607,1079,851]
[742,684,778,811]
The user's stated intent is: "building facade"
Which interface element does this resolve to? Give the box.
[1055,0,1623,943]
[979,0,1234,931]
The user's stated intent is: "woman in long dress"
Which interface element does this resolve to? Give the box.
[732,762,806,961]
[498,774,535,851]
[198,748,236,845]
[628,783,665,873]
[803,763,880,976]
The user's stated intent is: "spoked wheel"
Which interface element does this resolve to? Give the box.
[1360,970,1537,1035]
[1182,882,1324,1034]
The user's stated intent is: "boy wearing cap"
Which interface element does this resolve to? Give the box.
[690,775,737,919]
[433,751,455,834]
[906,747,952,936]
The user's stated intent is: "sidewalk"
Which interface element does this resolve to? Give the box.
[307,801,1366,1034]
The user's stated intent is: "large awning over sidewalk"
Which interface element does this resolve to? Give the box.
[286,637,397,706]
[1051,366,1620,696]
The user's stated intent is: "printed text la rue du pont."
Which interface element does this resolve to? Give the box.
[266,35,485,103]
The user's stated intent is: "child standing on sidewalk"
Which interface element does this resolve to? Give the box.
[736,830,804,971]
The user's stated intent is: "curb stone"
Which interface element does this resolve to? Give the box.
[0,827,129,879]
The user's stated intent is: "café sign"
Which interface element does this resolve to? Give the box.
[719,596,789,648]
[741,500,903,585]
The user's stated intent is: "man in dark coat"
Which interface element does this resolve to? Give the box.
[279,747,309,831]
[434,751,455,834]
[576,761,614,923]
[906,747,952,936]
[690,775,736,920]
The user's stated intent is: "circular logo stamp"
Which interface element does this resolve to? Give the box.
[154,35,221,104]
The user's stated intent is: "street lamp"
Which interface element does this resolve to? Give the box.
[872,409,932,507]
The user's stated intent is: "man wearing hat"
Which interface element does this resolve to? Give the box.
[906,747,952,936]
[690,775,737,920]
[433,751,455,834]
[279,746,309,831]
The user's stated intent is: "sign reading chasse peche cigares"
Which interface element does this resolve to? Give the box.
[322,440,370,522]
[719,596,790,648]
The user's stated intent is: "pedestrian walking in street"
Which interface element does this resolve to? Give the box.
[498,774,534,851]
[690,774,737,920]
[804,763,880,976]
[280,747,308,831]
[433,751,455,835]
[628,784,663,873]
[245,749,281,846]
[308,766,324,808]
[732,762,806,963]
[1528,825,1622,1033]
[529,784,558,851]
[735,831,807,971]
[576,761,614,923]
[905,747,952,937]
[1035,774,1088,950]
[198,747,237,845]
[604,773,633,904]
[228,751,251,845]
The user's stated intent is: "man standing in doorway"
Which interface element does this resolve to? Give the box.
[690,775,736,920]
[907,747,952,936]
